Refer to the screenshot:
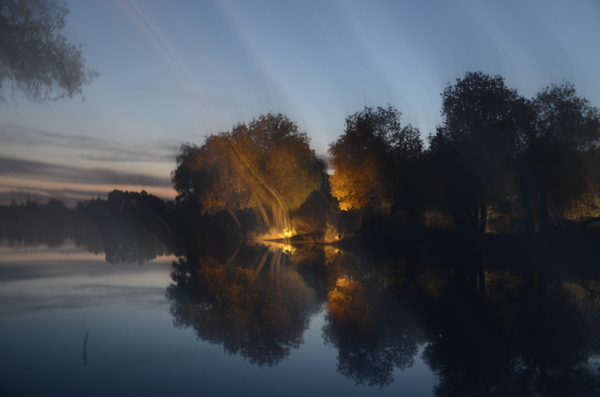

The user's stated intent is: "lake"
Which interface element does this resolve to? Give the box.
[1,223,600,396]
[0,240,438,397]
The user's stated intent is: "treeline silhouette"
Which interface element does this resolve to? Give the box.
[0,189,261,262]
[172,72,600,237]
[0,191,182,263]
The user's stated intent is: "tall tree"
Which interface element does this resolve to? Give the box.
[0,0,99,102]
[429,71,529,236]
[520,82,600,232]
[328,105,423,220]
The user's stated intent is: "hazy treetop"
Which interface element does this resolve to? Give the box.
[0,0,99,102]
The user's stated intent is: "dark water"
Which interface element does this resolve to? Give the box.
[1,218,600,396]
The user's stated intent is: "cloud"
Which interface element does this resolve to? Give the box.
[0,122,179,163]
[0,156,171,187]
[0,156,177,206]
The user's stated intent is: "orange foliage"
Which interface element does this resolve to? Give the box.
[327,278,372,335]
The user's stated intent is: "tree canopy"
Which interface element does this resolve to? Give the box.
[520,82,600,232]
[328,105,423,213]
[172,113,323,230]
[428,72,530,236]
[0,0,99,101]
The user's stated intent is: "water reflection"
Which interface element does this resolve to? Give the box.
[163,236,600,394]
[421,281,600,397]
[323,277,421,388]
[166,246,319,366]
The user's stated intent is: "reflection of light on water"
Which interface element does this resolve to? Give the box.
[256,228,297,241]
[261,240,296,254]
[282,244,295,254]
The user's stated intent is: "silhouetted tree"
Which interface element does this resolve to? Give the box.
[519,82,600,233]
[429,72,529,237]
[76,190,178,263]
[0,0,99,101]
[0,197,76,246]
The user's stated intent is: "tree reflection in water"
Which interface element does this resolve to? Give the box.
[323,277,420,388]
[164,238,600,393]
[0,191,180,263]
[421,274,600,396]
[166,245,319,366]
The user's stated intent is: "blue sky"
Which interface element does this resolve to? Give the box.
[1,0,599,205]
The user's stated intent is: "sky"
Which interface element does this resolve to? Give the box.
[1,0,599,206]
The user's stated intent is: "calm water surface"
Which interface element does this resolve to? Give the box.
[0,241,436,397]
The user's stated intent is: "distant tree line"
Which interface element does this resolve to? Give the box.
[0,191,184,263]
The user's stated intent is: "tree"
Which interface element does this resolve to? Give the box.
[172,113,323,230]
[0,0,99,101]
[429,72,529,236]
[519,82,600,232]
[224,114,323,229]
[328,105,423,218]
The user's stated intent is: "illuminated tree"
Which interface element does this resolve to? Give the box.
[172,113,322,230]
[0,0,99,101]
[222,114,323,229]
[171,140,251,227]
[328,105,423,216]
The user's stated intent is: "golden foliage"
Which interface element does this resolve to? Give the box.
[329,150,387,211]
[564,191,600,221]
[173,114,323,229]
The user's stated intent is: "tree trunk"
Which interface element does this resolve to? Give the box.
[479,204,487,236]
[539,149,549,234]
[517,172,535,236]
[540,187,549,234]
[523,201,535,236]
[224,247,240,266]
[226,208,242,229]
[477,239,486,300]
[353,210,364,231]
[255,199,271,228]
[251,251,269,284]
